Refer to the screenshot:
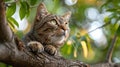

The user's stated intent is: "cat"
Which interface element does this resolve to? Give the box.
[22,2,71,55]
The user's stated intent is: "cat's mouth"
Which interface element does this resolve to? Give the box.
[51,35,65,45]
[50,30,68,45]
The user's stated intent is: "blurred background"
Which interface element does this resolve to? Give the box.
[2,0,120,66]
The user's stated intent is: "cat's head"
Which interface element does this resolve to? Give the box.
[32,3,71,47]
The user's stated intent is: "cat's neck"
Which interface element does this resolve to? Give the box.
[28,32,37,41]
[22,31,38,44]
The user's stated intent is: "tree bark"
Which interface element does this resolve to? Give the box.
[0,0,13,43]
[0,0,120,67]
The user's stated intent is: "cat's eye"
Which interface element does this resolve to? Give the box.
[50,20,57,25]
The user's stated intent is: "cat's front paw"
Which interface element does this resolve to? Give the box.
[27,41,44,54]
[44,45,57,55]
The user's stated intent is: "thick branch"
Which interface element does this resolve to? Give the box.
[0,39,120,67]
[0,0,13,43]
[0,39,89,67]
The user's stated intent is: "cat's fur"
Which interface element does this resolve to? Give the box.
[23,3,71,55]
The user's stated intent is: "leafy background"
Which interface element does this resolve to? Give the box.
[1,0,120,66]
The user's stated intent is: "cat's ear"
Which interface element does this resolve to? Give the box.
[36,3,49,21]
[62,11,71,22]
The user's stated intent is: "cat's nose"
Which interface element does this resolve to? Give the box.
[60,29,66,36]
[61,29,68,36]
[60,24,67,30]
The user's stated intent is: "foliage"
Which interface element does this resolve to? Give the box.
[3,0,120,67]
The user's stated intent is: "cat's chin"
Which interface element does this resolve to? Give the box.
[56,37,65,44]
[51,36,65,45]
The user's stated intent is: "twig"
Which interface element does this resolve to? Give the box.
[105,25,120,63]
[88,21,110,33]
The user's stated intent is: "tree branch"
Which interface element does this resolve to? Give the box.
[0,0,13,43]
[0,41,120,67]
[105,32,118,63]
[105,25,120,63]
[0,39,89,67]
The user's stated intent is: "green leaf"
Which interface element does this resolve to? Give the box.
[52,0,60,13]
[8,17,19,28]
[107,8,117,12]
[29,0,38,5]
[6,3,16,18]
[104,16,111,23]
[116,25,120,37]
[8,19,15,28]
[80,36,87,42]
[26,2,30,17]
[19,1,29,20]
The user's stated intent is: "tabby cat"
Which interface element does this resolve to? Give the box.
[23,3,71,55]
